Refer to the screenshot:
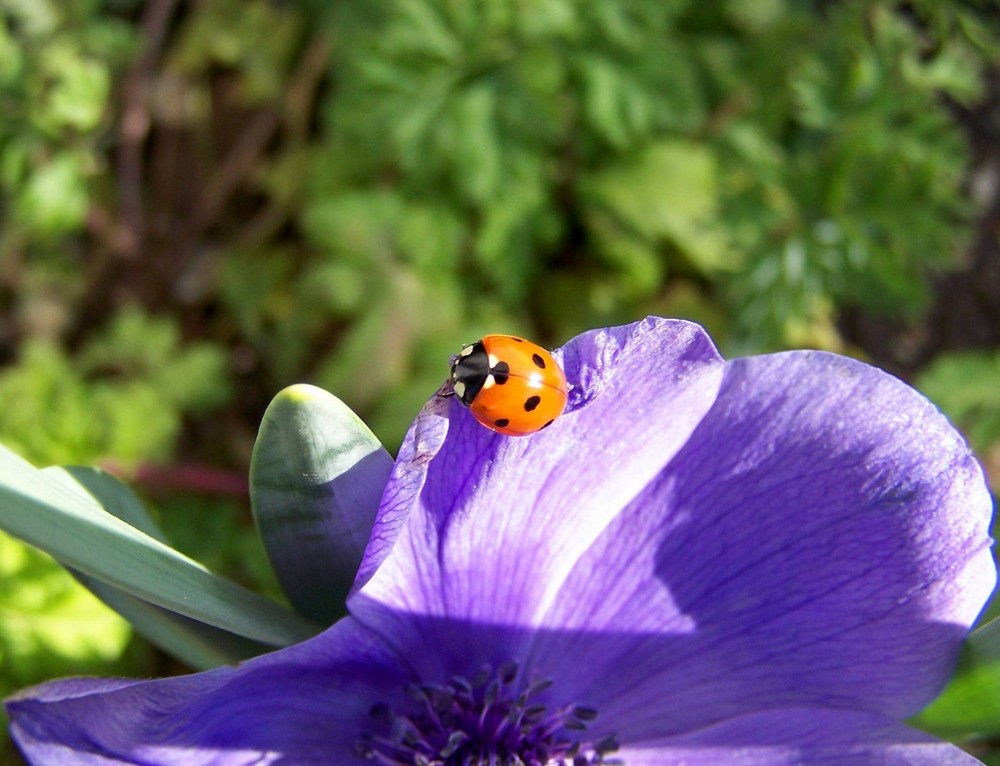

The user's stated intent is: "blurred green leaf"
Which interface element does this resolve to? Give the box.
[582,139,731,275]
[314,293,407,412]
[315,265,461,413]
[0,531,131,690]
[250,384,393,624]
[917,351,1000,453]
[41,43,110,131]
[723,0,785,33]
[715,1,974,349]
[171,0,302,103]
[575,54,655,150]
[15,152,89,234]
[449,84,501,204]
[79,308,232,412]
[0,308,231,468]
[913,616,1000,739]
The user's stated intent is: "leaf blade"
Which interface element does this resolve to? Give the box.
[0,445,319,648]
[43,467,276,668]
[250,384,393,624]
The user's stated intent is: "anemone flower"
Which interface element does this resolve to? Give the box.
[6,317,996,765]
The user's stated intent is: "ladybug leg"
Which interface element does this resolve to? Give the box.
[435,379,456,399]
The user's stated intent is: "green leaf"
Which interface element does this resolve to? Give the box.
[44,467,166,542]
[917,351,1000,452]
[250,384,393,624]
[575,53,654,149]
[43,44,111,131]
[582,139,731,273]
[392,0,461,62]
[913,616,1000,739]
[314,269,436,410]
[0,532,131,689]
[43,467,273,669]
[0,444,320,648]
[448,84,500,204]
[16,152,89,234]
[71,573,271,670]
[79,307,232,412]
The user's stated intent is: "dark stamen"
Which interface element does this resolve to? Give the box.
[358,664,619,765]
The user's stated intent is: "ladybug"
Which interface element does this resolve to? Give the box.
[450,334,568,437]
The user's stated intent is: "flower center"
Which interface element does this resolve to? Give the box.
[357,661,621,766]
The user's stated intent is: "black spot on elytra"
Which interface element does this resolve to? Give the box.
[540,419,554,429]
[531,353,546,369]
[507,336,524,342]
[524,395,541,412]
[491,361,510,385]
[494,418,510,428]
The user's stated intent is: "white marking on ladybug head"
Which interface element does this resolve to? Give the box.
[483,375,495,390]
[488,353,499,368]
[453,380,466,399]
[460,345,475,357]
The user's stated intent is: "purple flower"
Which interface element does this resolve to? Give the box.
[7,317,996,765]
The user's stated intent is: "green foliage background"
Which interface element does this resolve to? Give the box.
[1,0,999,760]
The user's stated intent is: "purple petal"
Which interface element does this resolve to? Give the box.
[350,319,994,731]
[530,349,995,737]
[617,707,985,765]
[350,319,725,662]
[7,619,403,765]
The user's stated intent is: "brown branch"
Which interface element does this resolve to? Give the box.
[178,33,332,256]
[117,0,182,258]
[283,34,333,141]
[71,0,182,343]
[178,110,282,251]
[237,34,332,249]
